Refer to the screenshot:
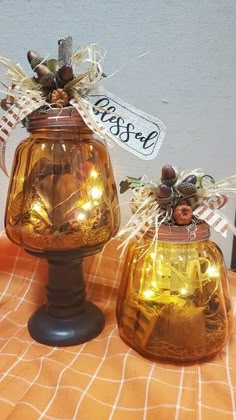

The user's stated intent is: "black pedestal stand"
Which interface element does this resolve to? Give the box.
[27,249,105,346]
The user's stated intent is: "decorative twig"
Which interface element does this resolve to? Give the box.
[58,36,73,66]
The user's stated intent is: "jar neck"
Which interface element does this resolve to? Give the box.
[145,223,210,243]
[27,127,93,141]
[26,107,93,135]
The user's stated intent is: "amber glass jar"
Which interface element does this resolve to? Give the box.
[5,108,120,255]
[117,224,232,363]
[4,107,120,347]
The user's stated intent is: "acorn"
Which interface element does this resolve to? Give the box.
[56,64,74,87]
[156,183,173,205]
[33,64,56,89]
[34,64,51,78]
[177,182,197,195]
[27,50,45,71]
[58,64,74,82]
[173,205,193,225]
[27,50,40,62]
[161,165,177,187]
[157,184,172,198]
[183,174,197,184]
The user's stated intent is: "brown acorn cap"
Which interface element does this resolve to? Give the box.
[161,177,177,187]
[30,56,45,71]
[177,182,197,195]
[40,73,56,88]
[157,196,173,206]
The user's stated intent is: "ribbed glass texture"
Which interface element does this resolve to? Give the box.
[5,118,120,254]
[117,232,232,363]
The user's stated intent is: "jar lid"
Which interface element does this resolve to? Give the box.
[146,222,210,242]
[26,106,93,132]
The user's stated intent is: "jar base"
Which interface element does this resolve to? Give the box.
[118,331,223,365]
[28,302,105,347]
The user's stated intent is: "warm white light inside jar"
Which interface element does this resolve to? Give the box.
[206,265,220,278]
[117,231,232,363]
[136,244,221,306]
[89,186,103,200]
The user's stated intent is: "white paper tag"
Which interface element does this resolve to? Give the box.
[87,87,166,160]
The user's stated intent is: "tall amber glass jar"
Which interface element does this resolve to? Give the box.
[117,224,232,363]
[5,107,120,346]
[5,108,120,253]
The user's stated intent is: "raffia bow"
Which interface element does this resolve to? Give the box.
[118,168,236,254]
[0,44,112,176]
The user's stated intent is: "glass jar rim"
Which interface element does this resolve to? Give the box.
[145,222,210,242]
[26,106,93,132]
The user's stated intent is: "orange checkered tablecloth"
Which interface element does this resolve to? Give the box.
[0,232,236,420]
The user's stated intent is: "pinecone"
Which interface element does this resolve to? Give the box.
[177,182,197,195]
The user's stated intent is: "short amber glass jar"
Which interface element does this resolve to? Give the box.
[5,108,120,255]
[116,224,232,363]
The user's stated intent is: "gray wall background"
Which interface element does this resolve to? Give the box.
[0,0,236,266]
